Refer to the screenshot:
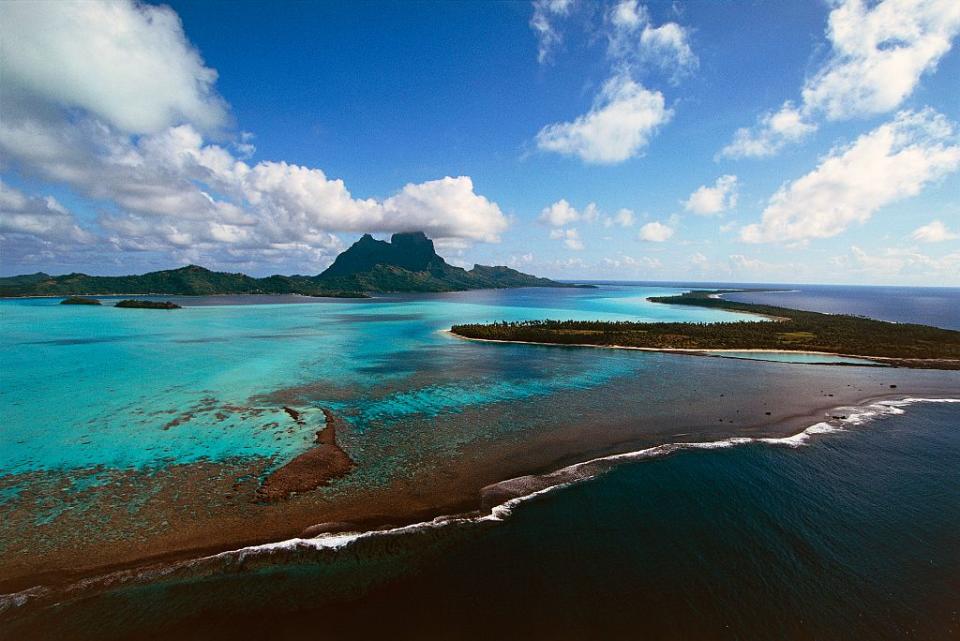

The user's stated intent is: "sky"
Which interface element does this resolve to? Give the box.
[0,0,958,285]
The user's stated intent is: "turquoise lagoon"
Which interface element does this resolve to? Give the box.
[1,286,759,476]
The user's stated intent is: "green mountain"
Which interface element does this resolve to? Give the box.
[0,232,575,297]
[316,232,572,292]
[0,265,361,298]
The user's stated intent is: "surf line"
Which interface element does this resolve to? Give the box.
[207,397,960,560]
[3,397,958,614]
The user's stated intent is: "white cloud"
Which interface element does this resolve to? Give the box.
[530,0,575,64]
[840,244,960,280]
[638,220,673,242]
[728,254,762,271]
[538,199,581,226]
[536,75,672,164]
[803,0,960,121]
[911,219,958,242]
[684,175,738,215]
[720,103,817,159]
[742,109,960,243]
[0,180,94,244]
[0,0,228,135]
[549,227,583,250]
[602,254,661,270]
[0,3,511,273]
[604,208,635,227]
[722,0,960,158]
[509,252,535,267]
[607,0,698,80]
[381,176,509,243]
[690,252,708,268]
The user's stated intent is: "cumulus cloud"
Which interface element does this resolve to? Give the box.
[536,75,672,164]
[722,0,960,158]
[803,0,960,121]
[0,0,228,135]
[380,177,508,242]
[549,227,584,250]
[538,199,581,226]
[0,1,510,273]
[604,208,635,227]
[720,103,817,159]
[0,180,94,245]
[741,109,960,243]
[684,175,738,215]
[607,0,698,80]
[533,1,694,165]
[539,200,635,229]
[911,219,958,242]
[638,220,673,242]
[530,0,575,64]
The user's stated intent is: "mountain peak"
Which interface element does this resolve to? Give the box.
[320,231,445,278]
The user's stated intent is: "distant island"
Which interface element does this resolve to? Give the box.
[451,289,960,369]
[115,300,182,310]
[0,232,575,298]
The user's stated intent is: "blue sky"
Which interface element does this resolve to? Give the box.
[1,0,958,284]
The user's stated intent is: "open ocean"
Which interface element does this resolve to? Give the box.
[1,283,958,640]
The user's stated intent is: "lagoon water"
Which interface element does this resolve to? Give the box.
[1,285,754,475]
[1,283,958,640]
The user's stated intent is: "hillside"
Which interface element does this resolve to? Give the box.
[0,232,574,297]
[316,232,571,293]
[0,265,365,298]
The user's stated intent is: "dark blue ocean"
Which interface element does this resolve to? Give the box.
[579,281,960,330]
[5,401,958,641]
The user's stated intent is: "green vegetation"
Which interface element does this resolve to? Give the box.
[0,265,368,298]
[316,232,581,293]
[59,296,101,305]
[450,289,960,369]
[115,300,182,309]
[0,231,575,297]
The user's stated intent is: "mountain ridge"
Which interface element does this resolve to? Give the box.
[0,232,578,297]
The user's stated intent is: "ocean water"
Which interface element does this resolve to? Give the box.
[722,284,960,330]
[702,350,883,365]
[0,286,755,474]
[4,400,958,641]
[1,283,959,640]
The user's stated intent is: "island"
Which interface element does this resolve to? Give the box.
[0,231,577,297]
[115,300,182,310]
[450,289,960,369]
[59,296,101,305]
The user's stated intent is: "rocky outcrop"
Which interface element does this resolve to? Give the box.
[60,296,101,305]
[115,300,182,309]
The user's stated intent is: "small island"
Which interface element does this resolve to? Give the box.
[450,289,960,370]
[115,299,182,310]
[59,296,101,305]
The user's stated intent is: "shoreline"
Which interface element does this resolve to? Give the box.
[442,329,960,368]
[3,392,958,612]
